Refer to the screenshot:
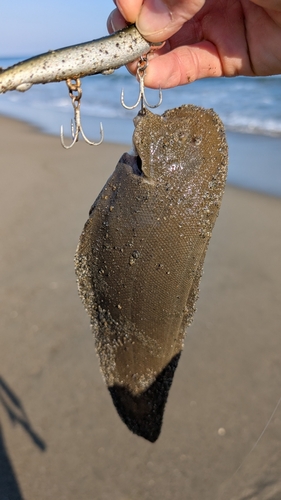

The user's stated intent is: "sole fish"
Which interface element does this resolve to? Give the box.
[75,105,228,442]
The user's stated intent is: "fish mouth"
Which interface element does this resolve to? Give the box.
[121,151,143,177]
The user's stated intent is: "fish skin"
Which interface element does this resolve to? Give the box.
[75,105,228,441]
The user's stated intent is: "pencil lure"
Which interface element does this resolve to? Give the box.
[0,25,157,94]
[75,104,228,442]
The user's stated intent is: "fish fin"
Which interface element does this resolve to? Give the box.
[108,352,181,442]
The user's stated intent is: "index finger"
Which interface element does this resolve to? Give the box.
[115,0,144,23]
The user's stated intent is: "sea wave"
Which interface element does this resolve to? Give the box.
[0,57,281,140]
[1,58,281,197]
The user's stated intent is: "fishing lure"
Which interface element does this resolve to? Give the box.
[75,104,228,441]
[0,25,160,94]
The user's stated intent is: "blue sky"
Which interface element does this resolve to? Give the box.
[0,0,115,56]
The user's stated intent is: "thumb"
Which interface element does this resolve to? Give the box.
[136,0,205,42]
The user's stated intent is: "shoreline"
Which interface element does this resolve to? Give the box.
[0,111,280,199]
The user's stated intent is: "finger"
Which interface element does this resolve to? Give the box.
[136,0,205,42]
[115,0,144,23]
[137,41,223,88]
[107,8,128,33]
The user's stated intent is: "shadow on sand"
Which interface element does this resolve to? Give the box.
[0,376,46,500]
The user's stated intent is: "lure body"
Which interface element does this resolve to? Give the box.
[0,26,155,94]
[75,105,228,441]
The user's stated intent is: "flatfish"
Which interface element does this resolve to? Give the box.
[75,105,228,442]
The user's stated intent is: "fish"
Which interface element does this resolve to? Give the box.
[75,104,228,442]
[0,25,160,94]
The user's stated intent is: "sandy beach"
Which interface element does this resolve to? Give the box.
[0,114,281,500]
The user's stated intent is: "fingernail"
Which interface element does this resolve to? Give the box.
[107,9,127,33]
[107,12,115,33]
[137,0,172,36]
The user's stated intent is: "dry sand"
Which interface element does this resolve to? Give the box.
[0,115,281,500]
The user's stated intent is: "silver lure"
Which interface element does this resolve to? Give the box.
[0,25,158,94]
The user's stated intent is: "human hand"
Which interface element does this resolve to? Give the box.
[108,0,281,88]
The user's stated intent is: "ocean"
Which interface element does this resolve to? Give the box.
[0,56,281,196]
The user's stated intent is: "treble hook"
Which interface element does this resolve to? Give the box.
[121,56,162,114]
[60,78,103,149]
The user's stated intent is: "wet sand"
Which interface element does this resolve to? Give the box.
[0,115,281,500]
